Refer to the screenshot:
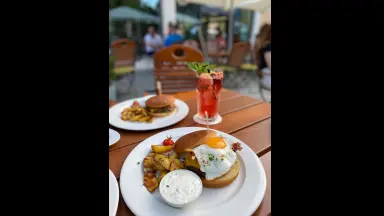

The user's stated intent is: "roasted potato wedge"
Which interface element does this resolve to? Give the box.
[152,161,165,171]
[158,170,169,183]
[143,172,158,192]
[143,157,155,168]
[151,145,174,154]
[147,153,157,157]
[168,152,179,161]
[154,154,171,170]
[143,167,154,172]
[121,115,130,121]
[120,105,154,123]
[138,116,151,122]
[169,159,184,171]
[130,115,142,122]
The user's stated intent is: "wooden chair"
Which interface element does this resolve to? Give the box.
[215,42,258,72]
[153,44,204,94]
[110,39,136,91]
[214,42,257,88]
[239,41,260,72]
[227,42,250,68]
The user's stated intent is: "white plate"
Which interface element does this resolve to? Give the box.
[109,95,189,131]
[109,169,119,216]
[109,129,120,146]
[120,127,267,216]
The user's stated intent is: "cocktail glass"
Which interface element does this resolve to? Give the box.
[196,70,224,122]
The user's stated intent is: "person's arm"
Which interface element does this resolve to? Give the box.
[155,35,163,48]
[144,35,151,48]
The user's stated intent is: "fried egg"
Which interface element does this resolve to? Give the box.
[192,136,237,180]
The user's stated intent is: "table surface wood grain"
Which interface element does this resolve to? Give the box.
[109,89,271,216]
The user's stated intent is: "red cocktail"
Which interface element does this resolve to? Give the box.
[196,71,223,121]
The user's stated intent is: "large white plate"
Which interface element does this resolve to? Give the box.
[109,129,120,146]
[109,169,119,216]
[109,95,189,131]
[120,127,267,216]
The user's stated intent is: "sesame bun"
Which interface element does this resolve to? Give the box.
[201,159,240,188]
[174,130,217,153]
[145,95,175,108]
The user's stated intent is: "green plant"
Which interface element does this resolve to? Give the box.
[186,62,216,75]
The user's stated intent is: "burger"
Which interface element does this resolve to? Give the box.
[174,130,242,188]
[145,95,176,117]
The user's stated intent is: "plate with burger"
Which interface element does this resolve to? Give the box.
[119,127,267,216]
[109,94,189,131]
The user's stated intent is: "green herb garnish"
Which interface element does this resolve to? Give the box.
[208,154,214,161]
[137,162,140,165]
[187,62,216,75]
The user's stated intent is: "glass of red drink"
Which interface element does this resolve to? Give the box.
[196,70,224,122]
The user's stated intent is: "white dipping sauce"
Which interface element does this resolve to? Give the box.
[159,169,203,208]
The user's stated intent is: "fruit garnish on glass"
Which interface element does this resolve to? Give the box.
[187,62,216,75]
[187,62,224,121]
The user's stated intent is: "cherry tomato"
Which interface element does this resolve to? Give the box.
[131,100,141,108]
[162,136,174,146]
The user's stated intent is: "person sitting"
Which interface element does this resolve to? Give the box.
[144,25,163,56]
[215,29,227,64]
[216,29,226,52]
[255,24,271,90]
[164,23,184,47]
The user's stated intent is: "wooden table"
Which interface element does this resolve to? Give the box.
[109,89,271,216]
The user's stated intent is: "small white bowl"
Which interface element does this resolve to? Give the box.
[159,169,203,208]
